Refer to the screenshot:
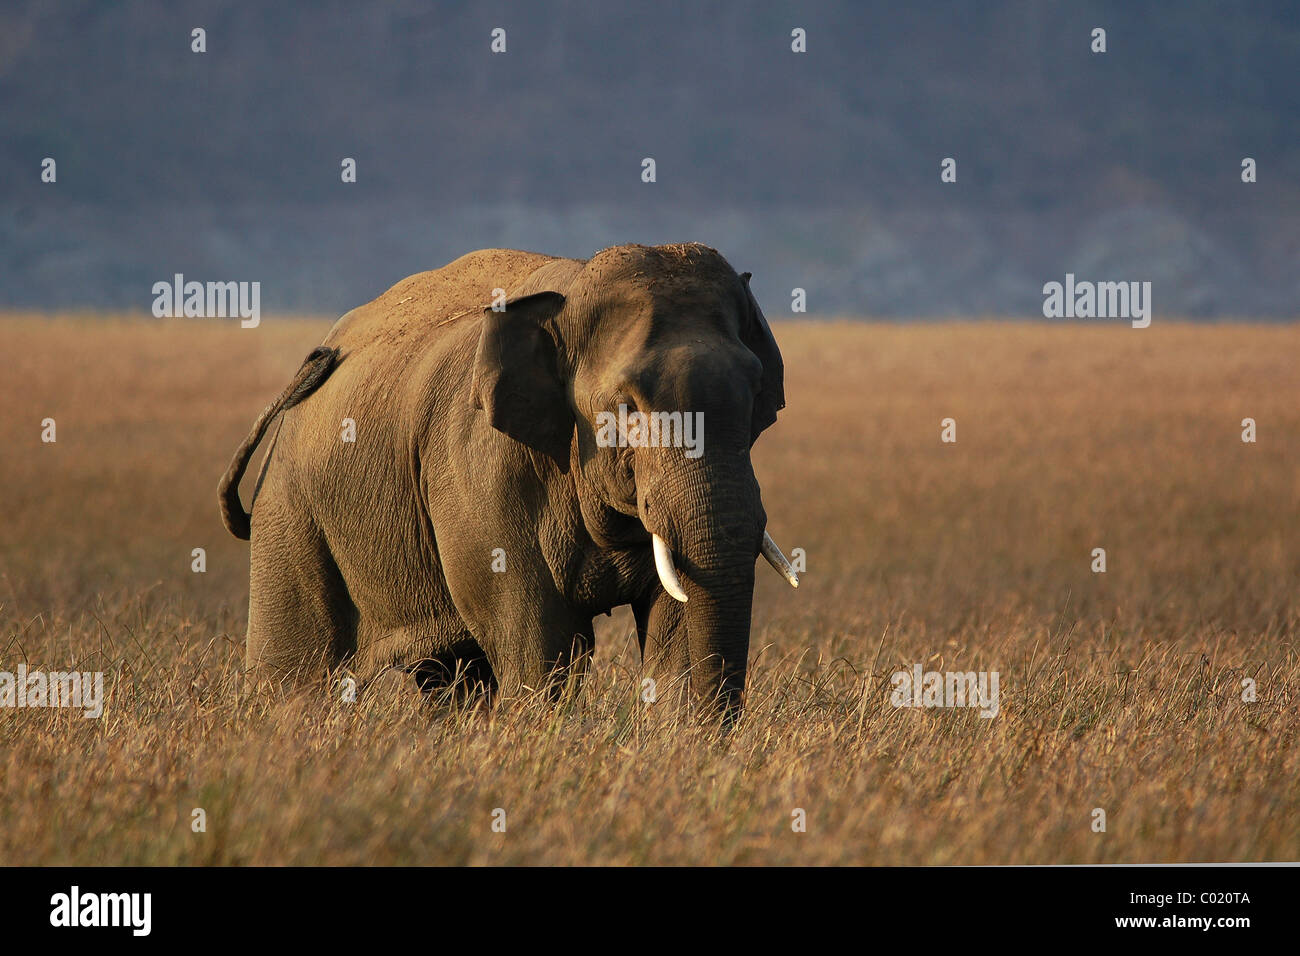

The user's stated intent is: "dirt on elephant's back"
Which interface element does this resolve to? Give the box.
[324,248,561,351]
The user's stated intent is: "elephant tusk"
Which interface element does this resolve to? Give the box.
[652,534,689,603]
[761,530,800,588]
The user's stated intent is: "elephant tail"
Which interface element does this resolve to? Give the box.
[219,345,339,540]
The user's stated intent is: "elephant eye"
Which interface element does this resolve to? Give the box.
[613,445,636,496]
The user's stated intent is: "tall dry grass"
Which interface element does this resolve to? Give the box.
[0,314,1296,864]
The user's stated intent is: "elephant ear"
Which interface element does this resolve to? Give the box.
[471,291,574,471]
[739,272,786,444]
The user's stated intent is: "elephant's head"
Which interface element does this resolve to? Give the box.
[471,243,796,718]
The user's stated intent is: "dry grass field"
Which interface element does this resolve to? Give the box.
[0,314,1297,865]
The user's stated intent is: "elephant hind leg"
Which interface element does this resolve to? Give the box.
[245,505,356,684]
[411,645,498,705]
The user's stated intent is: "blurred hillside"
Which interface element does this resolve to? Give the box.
[1,0,1297,317]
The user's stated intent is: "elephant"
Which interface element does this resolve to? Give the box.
[218,242,798,719]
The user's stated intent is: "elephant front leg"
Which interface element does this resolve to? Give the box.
[434,504,594,706]
[471,595,595,705]
[633,590,691,709]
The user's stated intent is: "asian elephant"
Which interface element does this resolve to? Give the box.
[218,243,798,719]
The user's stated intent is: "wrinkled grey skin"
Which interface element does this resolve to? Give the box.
[220,243,786,719]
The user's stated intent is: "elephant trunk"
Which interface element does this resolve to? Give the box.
[652,463,764,721]
[682,562,755,720]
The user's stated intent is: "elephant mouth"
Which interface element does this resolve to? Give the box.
[648,529,799,604]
